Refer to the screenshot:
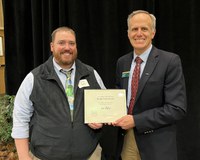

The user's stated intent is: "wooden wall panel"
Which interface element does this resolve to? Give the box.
[0,0,4,29]
[0,0,5,94]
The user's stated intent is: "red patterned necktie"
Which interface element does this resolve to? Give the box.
[128,57,143,114]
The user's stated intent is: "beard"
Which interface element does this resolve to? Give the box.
[54,50,78,69]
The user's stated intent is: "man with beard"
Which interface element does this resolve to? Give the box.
[12,26,105,160]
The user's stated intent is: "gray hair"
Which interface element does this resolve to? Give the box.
[51,26,76,42]
[127,10,156,31]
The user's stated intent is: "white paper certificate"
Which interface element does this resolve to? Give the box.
[84,89,127,123]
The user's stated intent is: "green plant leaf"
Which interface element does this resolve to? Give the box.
[0,95,15,144]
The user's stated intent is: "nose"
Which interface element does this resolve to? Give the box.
[136,29,142,35]
[63,42,71,50]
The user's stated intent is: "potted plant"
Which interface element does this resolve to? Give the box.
[0,94,18,159]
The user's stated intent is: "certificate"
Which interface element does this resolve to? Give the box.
[84,89,127,123]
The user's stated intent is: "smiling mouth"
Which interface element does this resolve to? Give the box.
[62,52,72,55]
[135,38,145,41]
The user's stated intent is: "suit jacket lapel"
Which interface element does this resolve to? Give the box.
[123,53,133,91]
[135,47,159,102]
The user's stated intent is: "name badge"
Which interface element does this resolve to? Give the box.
[78,79,90,88]
[122,71,130,78]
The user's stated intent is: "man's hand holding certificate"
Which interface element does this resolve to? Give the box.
[84,89,127,123]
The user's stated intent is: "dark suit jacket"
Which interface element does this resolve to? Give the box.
[116,46,187,160]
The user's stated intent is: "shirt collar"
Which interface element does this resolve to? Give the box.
[53,57,76,73]
[133,44,152,63]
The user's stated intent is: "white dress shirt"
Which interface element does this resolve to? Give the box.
[127,45,152,110]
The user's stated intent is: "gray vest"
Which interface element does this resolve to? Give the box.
[29,56,101,160]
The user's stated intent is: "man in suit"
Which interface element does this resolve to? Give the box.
[112,10,187,160]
